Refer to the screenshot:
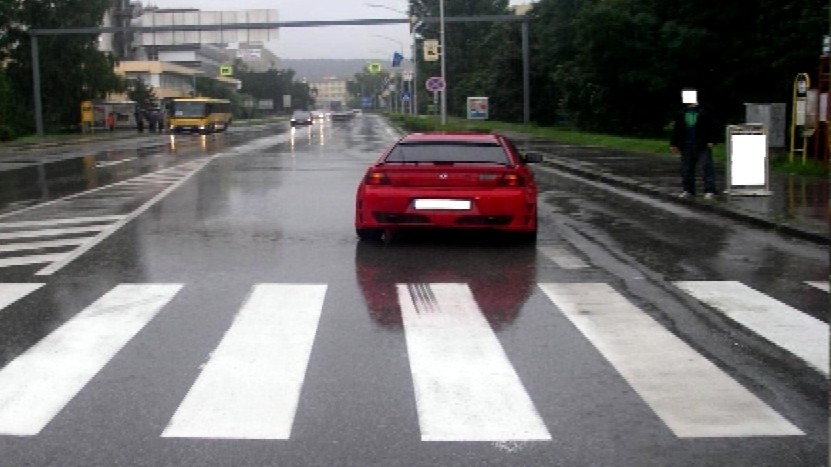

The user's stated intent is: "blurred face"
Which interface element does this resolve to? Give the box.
[682,89,698,105]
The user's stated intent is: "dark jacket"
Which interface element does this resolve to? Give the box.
[670,105,717,151]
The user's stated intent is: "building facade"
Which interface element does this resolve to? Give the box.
[309,78,349,111]
[100,2,276,99]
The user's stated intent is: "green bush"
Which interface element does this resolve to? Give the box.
[0,125,16,142]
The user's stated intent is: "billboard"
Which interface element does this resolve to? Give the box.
[467,97,489,120]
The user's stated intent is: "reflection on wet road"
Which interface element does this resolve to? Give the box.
[0,115,825,466]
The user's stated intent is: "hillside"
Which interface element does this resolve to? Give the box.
[280,59,374,81]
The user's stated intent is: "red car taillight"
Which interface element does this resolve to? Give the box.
[498,172,525,187]
[365,170,391,185]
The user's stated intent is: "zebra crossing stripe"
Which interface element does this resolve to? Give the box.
[399,283,551,442]
[0,252,69,268]
[162,284,327,440]
[0,283,43,312]
[538,245,589,269]
[0,238,87,253]
[0,225,107,241]
[538,282,803,438]
[36,159,212,276]
[0,215,124,230]
[805,281,829,292]
[0,284,182,436]
[675,281,829,376]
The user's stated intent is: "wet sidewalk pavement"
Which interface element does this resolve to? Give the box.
[505,133,829,245]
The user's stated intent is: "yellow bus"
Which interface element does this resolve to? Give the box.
[167,98,232,134]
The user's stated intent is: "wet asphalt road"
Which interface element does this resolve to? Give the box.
[0,114,826,466]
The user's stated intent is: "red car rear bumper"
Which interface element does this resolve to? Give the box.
[355,187,537,232]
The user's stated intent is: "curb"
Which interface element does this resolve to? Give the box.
[538,156,829,245]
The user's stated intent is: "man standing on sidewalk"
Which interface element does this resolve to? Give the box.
[670,88,717,199]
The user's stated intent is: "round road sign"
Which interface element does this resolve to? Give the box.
[425,76,445,92]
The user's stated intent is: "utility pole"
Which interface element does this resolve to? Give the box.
[439,0,447,125]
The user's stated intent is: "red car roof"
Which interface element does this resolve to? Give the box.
[400,132,503,143]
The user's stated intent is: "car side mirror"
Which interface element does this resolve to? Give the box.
[523,152,544,163]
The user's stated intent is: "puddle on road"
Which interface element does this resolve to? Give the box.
[0,143,179,215]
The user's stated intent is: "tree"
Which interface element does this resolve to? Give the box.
[3,0,123,133]
[347,70,391,109]
[126,78,157,109]
[412,0,525,119]
[236,67,316,112]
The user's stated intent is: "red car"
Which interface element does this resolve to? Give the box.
[355,132,543,242]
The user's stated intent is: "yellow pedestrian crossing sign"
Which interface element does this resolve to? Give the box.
[367,62,382,74]
[220,66,233,76]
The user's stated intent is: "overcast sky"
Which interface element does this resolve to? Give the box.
[145,0,530,60]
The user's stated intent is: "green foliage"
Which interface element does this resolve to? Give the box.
[529,0,828,138]
[127,78,158,108]
[238,68,313,111]
[347,70,391,108]
[1,0,122,135]
[771,153,830,177]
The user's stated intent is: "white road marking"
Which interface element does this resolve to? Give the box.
[0,225,107,241]
[805,281,829,292]
[0,252,69,268]
[399,283,551,442]
[162,284,327,440]
[0,284,182,435]
[538,282,803,438]
[36,159,212,276]
[537,245,589,269]
[0,283,43,310]
[0,238,88,253]
[0,215,124,230]
[675,281,829,376]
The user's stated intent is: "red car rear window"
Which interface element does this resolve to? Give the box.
[385,142,510,164]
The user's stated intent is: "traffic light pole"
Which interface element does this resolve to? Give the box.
[439,0,447,125]
[412,37,418,115]
[28,15,529,135]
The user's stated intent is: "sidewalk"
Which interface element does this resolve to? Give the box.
[505,133,829,245]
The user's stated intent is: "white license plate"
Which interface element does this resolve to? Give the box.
[413,199,471,210]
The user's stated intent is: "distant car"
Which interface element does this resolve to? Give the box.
[351,108,362,115]
[311,110,325,119]
[354,132,543,242]
[331,110,353,121]
[290,110,313,126]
